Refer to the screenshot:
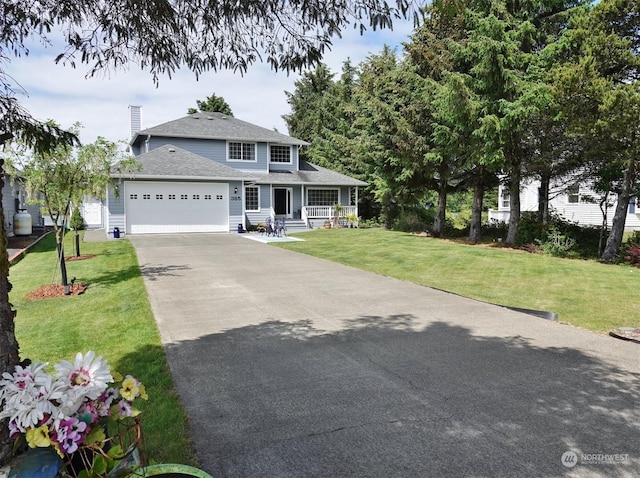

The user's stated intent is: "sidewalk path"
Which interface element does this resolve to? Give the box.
[130,233,640,478]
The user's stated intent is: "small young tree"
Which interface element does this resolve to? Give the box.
[69,207,85,257]
[8,125,135,293]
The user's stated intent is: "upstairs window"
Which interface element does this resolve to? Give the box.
[228,142,256,162]
[270,145,291,163]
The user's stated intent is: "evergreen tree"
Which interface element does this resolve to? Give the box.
[188,93,234,116]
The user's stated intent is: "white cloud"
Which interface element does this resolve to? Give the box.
[7,20,414,145]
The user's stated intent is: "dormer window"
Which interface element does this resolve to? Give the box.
[228,142,256,162]
[270,145,291,164]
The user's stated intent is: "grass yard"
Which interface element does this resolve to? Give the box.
[278,228,640,333]
[9,232,198,467]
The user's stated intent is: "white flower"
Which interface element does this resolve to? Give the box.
[0,363,65,432]
[54,351,113,401]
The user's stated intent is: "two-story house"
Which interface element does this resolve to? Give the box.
[98,107,365,235]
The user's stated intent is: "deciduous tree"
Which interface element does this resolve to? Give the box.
[7,127,136,293]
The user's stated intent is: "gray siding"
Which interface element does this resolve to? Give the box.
[245,208,271,228]
[145,137,272,172]
[229,182,243,217]
[255,143,268,171]
[229,215,243,232]
[259,184,271,209]
[147,137,226,163]
[292,187,302,218]
[107,184,125,235]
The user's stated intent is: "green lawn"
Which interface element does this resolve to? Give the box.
[9,232,198,467]
[278,228,640,333]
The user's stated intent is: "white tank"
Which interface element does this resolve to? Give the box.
[13,210,32,236]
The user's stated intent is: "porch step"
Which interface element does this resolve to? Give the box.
[281,219,308,233]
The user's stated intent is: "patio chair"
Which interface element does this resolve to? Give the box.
[265,217,275,236]
[276,218,287,237]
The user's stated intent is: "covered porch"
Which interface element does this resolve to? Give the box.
[302,205,359,228]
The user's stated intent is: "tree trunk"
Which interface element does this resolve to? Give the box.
[506,164,521,245]
[598,192,610,257]
[468,173,484,243]
[55,229,70,294]
[0,159,20,464]
[433,182,447,237]
[74,232,80,257]
[537,170,550,225]
[602,160,636,262]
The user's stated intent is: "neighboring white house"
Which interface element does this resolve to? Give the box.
[488,177,640,231]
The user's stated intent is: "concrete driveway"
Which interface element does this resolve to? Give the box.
[130,233,640,478]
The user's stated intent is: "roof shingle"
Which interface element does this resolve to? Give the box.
[131,112,309,146]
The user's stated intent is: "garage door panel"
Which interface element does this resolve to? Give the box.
[125,182,228,234]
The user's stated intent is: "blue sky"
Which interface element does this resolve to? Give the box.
[8,20,415,146]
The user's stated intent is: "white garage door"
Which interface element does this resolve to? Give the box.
[125,181,229,234]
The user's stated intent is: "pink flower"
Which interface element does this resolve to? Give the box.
[52,417,88,454]
[117,400,132,417]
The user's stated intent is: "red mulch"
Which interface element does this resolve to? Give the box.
[26,283,89,300]
[65,254,96,261]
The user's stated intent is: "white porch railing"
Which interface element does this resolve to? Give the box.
[303,205,357,219]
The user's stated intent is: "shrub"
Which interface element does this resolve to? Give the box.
[358,217,382,229]
[621,230,640,266]
[536,225,577,258]
[623,244,640,266]
[515,212,545,245]
[515,212,602,259]
[70,207,85,231]
[392,211,427,233]
[392,207,434,233]
[482,219,508,241]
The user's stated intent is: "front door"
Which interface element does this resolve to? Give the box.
[274,188,292,218]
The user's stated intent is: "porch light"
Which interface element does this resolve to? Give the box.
[234,187,238,194]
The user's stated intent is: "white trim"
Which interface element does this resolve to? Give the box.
[227,141,257,163]
[306,187,340,206]
[268,144,293,164]
[273,187,293,218]
[245,185,260,212]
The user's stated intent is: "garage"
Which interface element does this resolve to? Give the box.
[125,181,228,234]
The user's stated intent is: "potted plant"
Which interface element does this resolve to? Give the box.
[332,204,344,228]
[346,212,358,228]
[0,351,148,477]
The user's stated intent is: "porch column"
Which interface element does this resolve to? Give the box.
[356,186,359,218]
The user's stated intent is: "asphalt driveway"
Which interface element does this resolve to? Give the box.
[129,233,640,478]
